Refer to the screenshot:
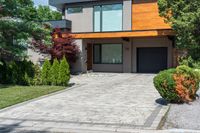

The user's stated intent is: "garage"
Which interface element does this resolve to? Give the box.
[137,47,168,73]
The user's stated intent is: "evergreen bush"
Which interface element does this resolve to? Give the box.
[32,65,42,86]
[58,57,70,86]
[0,60,35,85]
[50,59,60,85]
[154,66,200,103]
[41,59,51,85]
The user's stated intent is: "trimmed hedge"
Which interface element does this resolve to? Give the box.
[154,65,200,103]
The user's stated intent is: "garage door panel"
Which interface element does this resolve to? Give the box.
[137,47,167,73]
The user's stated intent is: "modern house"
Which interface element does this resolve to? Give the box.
[49,0,175,73]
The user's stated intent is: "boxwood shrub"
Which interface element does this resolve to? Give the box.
[154,65,200,103]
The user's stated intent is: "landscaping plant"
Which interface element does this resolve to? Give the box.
[32,28,80,64]
[58,57,70,86]
[154,65,200,103]
[158,0,200,62]
[32,65,42,86]
[50,59,60,85]
[41,59,51,85]
[0,60,35,85]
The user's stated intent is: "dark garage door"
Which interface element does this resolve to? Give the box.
[137,47,168,73]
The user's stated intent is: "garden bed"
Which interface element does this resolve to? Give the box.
[0,85,66,109]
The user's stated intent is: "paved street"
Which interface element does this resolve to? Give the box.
[0,73,169,133]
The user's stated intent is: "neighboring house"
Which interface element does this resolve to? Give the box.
[49,0,175,73]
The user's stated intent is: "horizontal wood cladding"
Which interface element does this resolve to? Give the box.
[68,30,174,39]
[132,0,171,30]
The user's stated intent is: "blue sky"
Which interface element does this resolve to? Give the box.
[33,0,57,10]
[33,0,49,6]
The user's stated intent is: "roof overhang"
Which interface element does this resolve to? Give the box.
[65,29,175,39]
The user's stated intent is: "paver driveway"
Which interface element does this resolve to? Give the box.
[0,73,169,133]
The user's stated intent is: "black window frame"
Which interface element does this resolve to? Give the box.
[93,44,123,64]
[93,3,123,32]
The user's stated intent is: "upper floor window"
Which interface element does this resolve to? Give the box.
[67,7,83,14]
[94,4,123,32]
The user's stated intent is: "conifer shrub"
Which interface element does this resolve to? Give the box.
[58,57,70,86]
[41,59,51,85]
[154,65,200,103]
[50,59,60,85]
[0,60,35,85]
[32,65,42,86]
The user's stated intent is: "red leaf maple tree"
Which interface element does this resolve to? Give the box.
[32,28,80,63]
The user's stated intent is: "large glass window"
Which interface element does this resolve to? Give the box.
[94,6,101,32]
[94,4,123,32]
[93,44,122,64]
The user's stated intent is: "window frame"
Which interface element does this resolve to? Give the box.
[67,7,83,14]
[93,3,123,32]
[93,44,123,64]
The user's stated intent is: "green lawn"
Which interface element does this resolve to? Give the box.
[0,85,66,109]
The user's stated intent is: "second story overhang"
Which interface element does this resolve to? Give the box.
[62,29,175,39]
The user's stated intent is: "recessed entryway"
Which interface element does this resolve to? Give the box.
[137,47,168,73]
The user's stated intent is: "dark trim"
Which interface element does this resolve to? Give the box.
[93,43,123,64]
[67,6,83,14]
[71,29,173,34]
[93,3,123,32]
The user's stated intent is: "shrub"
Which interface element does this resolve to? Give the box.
[50,59,60,85]
[41,59,51,85]
[154,65,200,103]
[32,65,42,86]
[154,68,179,102]
[58,57,70,86]
[179,56,200,69]
[18,60,35,85]
[0,60,35,85]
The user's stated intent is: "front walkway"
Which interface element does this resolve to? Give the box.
[0,73,169,133]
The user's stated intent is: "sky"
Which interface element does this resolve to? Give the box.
[33,0,57,10]
[33,0,49,6]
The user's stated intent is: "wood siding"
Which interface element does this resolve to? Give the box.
[69,30,174,39]
[132,0,171,30]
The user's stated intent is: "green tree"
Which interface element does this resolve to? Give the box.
[0,0,52,61]
[41,59,51,85]
[58,57,70,86]
[37,6,62,21]
[158,0,200,60]
[50,59,60,85]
